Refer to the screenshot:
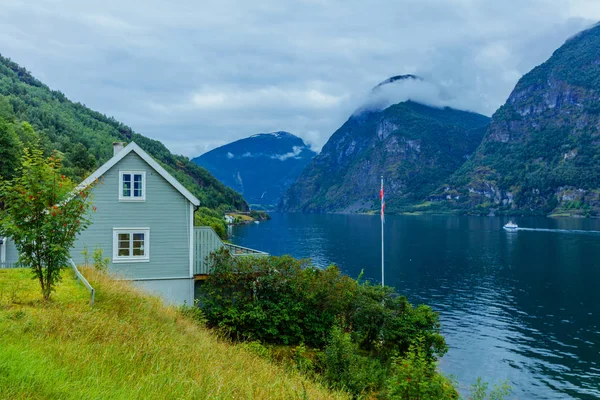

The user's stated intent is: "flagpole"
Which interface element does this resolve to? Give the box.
[381,176,384,287]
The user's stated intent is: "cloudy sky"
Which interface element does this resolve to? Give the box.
[0,1,599,157]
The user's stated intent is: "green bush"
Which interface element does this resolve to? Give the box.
[322,325,386,396]
[92,246,109,272]
[385,337,458,400]
[200,251,355,347]
[201,251,446,357]
[199,251,450,397]
[467,378,512,400]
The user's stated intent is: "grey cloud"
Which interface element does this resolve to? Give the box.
[0,0,597,157]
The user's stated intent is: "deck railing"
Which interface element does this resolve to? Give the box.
[224,243,268,256]
[194,226,268,275]
[68,259,95,306]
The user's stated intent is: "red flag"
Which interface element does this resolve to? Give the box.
[380,179,385,223]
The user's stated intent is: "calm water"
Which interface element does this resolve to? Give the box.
[231,213,600,399]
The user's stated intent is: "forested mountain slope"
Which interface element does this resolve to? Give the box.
[193,132,316,209]
[437,23,600,216]
[0,55,248,211]
[280,100,489,213]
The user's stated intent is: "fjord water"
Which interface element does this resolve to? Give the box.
[230,213,600,399]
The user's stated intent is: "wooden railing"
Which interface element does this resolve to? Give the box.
[194,226,267,275]
[224,243,268,256]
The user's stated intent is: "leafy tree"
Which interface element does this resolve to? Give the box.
[0,145,94,300]
[0,117,22,180]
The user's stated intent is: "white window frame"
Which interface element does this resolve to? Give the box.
[119,170,146,202]
[112,228,150,263]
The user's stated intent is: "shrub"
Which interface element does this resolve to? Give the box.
[345,282,447,362]
[467,378,512,400]
[385,337,458,400]
[199,251,450,397]
[200,250,356,347]
[92,246,109,272]
[322,326,386,396]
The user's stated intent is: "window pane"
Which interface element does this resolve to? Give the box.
[118,233,130,257]
[133,233,144,241]
[133,233,145,256]
[133,175,143,197]
[122,174,131,197]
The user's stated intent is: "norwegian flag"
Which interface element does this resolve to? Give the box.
[380,178,385,223]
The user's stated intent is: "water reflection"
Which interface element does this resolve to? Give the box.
[231,214,600,399]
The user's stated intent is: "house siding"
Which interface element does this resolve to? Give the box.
[6,238,18,264]
[133,278,195,305]
[72,152,193,285]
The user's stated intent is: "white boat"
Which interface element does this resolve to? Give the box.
[503,221,518,231]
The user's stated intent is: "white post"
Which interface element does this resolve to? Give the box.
[381,176,384,287]
[1,237,6,266]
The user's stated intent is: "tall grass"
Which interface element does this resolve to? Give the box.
[0,268,347,400]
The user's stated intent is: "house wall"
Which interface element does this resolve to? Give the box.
[134,278,195,306]
[71,152,193,304]
[5,238,19,265]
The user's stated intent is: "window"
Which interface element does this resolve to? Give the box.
[119,171,146,201]
[112,228,150,262]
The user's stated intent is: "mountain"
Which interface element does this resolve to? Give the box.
[280,88,490,213]
[0,54,248,212]
[193,132,316,209]
[437,23,600,216]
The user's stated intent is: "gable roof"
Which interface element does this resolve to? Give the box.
[75,142,201,206]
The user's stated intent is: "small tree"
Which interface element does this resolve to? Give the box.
[92,246,109,272]
[0,146,94,300]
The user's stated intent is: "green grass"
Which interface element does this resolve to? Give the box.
[0,268,347,400]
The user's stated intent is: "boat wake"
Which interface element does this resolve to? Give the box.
[516,227,600,235]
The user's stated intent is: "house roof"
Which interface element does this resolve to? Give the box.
[75,142,201,206]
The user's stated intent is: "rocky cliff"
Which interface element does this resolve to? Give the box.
[439,23,600,216]
[280,100,489,213]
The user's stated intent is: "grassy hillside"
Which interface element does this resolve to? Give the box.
[0,268,346,400]
[0,55,248,211]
